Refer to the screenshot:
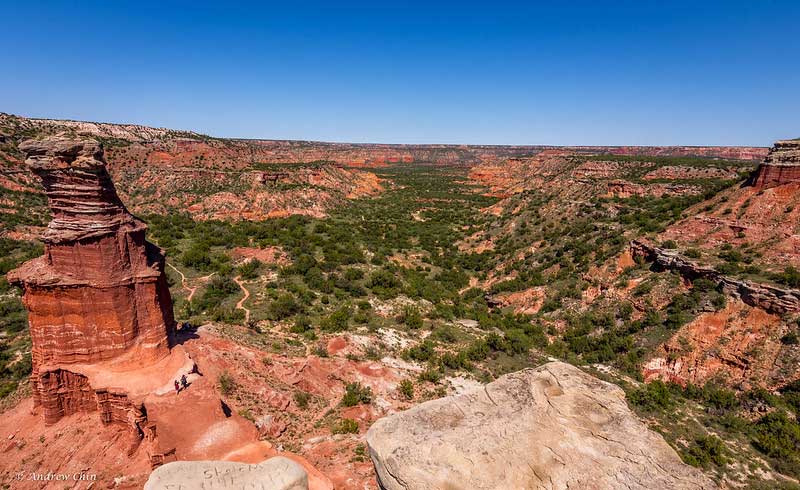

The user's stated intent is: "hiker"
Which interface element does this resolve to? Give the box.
[174,380,180,394]
[181,374,188,389]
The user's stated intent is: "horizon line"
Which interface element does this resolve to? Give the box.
[3,111,775,149]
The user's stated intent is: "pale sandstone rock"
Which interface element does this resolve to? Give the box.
[144,456,308,490]
[367,362,717,490]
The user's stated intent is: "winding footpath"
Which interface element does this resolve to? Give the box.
[233,275,251,323]
[167,262,198,301]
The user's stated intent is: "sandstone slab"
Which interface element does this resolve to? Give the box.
[367,361,717,490]
[144,456,308,490]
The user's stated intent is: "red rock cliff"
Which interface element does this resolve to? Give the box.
[7,136,175,419]
[751,140,800,188]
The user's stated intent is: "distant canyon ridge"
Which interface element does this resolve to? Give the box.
[0,113,768,168]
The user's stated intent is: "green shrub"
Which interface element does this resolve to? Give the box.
[196,275,239,311]
[399,379,414,400]
[237,259,262,279]
[404,340,436,362]
[439,351,471,371]
[344,268,364,281]
[628,380,672,411]
[294,391,310,409]
[682,435,728,468]
[218,371,237,396]
[752,411,800,477]
[342,382,372,407]
[778,267,800,288]
[685,248,701,259]
[781,332,799,345]
[181,243,212,270]
[268,293,300,321]
[321,306,351,332]
[331,418,359,434]
[703,384,738,411]
[290,315,313,334]
[367,269,401,299]
[418,368,441,384]
[431,325,458,343]
[398,306,423,329]
[466,340,490,361]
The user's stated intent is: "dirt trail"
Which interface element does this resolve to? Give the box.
[167,262,198,301]
[234,276,251,323]
[166,263,218,302]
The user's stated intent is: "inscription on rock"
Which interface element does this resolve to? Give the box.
[144,457,308,490]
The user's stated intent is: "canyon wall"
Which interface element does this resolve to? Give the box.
[0,113,768,169]
[750,139,800,188]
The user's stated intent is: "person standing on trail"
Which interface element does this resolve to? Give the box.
[181,374,188,389]
[174,380,180,394]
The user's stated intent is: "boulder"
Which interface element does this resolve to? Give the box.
[144,456,308,490]
[367,362,717,490]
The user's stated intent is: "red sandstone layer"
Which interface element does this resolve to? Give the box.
[4,136,327,487]
[751,140,800,189]
[8,137,176,415]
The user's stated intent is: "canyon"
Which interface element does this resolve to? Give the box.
[0,115,797,490]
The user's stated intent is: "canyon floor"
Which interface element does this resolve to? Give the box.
[0,116,798,489]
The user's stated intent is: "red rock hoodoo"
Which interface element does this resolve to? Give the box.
[8,136,175,423]
[4,136,305,477]
[751,139,800,188]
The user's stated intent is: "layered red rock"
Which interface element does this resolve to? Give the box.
[2,136,332,488]
[606,180,701,198]
[751,140,800,188]
[642,299,798,390]
[7,136,176,420]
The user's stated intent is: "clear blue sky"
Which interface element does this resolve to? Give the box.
[1,1,798,146]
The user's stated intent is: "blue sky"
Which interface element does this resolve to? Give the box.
[1,1,798,145]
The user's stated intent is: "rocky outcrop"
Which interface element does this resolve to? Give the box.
[144,457,308,490]
[606,180,701,197]
[643,299,798,390]
[750,140,800,188]
[630,240,800,314]
[7,136,176,420]
[366,362,717,490]
[643,165,743,181]
[3,136,294,479]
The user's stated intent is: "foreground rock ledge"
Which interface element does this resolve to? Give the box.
[144,456,308,490]
[367,362,717,490]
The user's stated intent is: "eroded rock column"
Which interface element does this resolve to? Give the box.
[8,135,175,423]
